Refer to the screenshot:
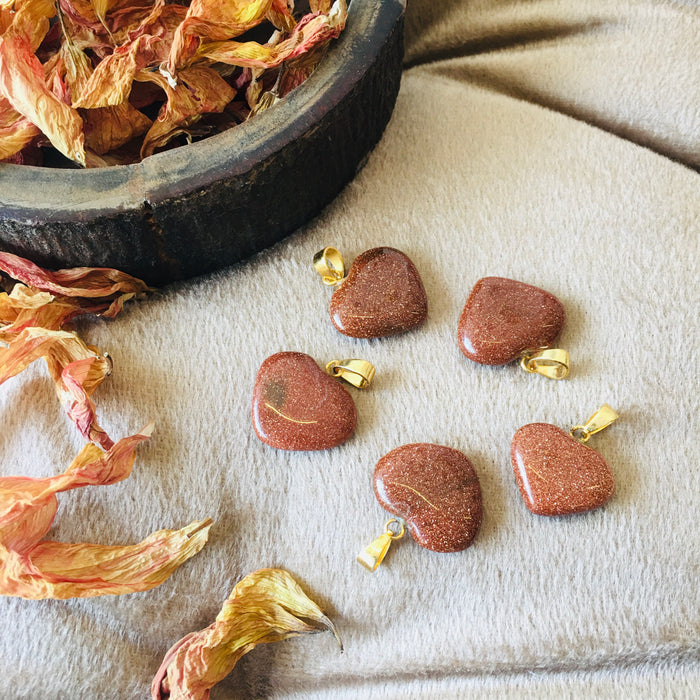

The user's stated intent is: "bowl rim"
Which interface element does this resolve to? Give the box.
[0,0,405,221]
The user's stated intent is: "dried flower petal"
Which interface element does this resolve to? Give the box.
[72,35,153,108]
[0,430,151,554]
[0,326,113,447]
[72,3,186,109]
[0,427,212,600]
[0,518,212,599]
[59,0,104,33]
[166,0,274,74]
[266,0,295,33]
[0,35,85,164]
[0,251,150,313]
[84,102,152,154]
[0,96,39,160]
[0,285,68,337]
[0,256,211,601]
[4,0,347,164]
[0,6,12,26]
[0,1,86,165]
[309,0,331,13]
[5,0,55,50]
[152,568,340,700]
[0,254,150,448]
[137,65,235,158]
[89,0,118,33]
[54,36,152,153]
[199,0,347,70]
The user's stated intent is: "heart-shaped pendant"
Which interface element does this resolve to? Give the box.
[314,247,428,339]
[510,405,619,516]
[457,277,568,379]
[358,443,482,570]
[252,352,373,451]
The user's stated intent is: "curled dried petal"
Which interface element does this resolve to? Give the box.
[0,429,151,553]
[152,568,340,700]
[0,327,113,448]
[3,0,55,50]
[138,65,235,158]
[0,251,150,308]
[52,38,153,156]
[266,0,295,33]
[0,518,211,599]
[0,255,211,602]
[58,0,104,33]
[0,255,149,448]
[166,0,273,74]
[83,102,152,154]
[89,0,117,30]
[73,34,160,108]
[0,96,39,160]
[0,31,86,165]
[199,0,347,71]
[0,284,77,337]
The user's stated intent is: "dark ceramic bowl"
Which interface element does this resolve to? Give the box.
[0,0,404,285]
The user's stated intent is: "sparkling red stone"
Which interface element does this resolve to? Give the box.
[457,277,566,365]
[329,247,428,338]
[510,423,615,516]
[373,443,482,553]
[252,352,357,451]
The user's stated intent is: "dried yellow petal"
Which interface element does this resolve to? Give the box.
[0,2,86,166]
[152,568,341,700]
[0,96,39,160]
[0,284,73,337]
[0,518,212,599]
[166,0,274,74]
[137,65,236,158]
[200,0,347,70]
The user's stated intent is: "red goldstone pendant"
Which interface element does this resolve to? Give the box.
[510,406,619,516]
[314,247,428,339]
[358,443,483,570]
[457,277,569,378]
[252,352,370,451]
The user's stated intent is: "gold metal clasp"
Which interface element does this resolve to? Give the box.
[313,247,346,286]
[95,351,113,376]
[570,404,619,443]
[326,359,375,389]
[357,519,406,571]
[520,348,570,380]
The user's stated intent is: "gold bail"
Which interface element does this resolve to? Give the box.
[313,247,346,285]
[326,359,375,389]
[570,404,619,443]
[357,519,406,571]
[520,348,570,380]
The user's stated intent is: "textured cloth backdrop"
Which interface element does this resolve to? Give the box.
[1,0,699,698]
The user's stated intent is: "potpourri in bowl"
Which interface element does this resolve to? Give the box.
[0,0,405,284]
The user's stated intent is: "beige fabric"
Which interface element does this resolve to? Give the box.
[1,1,698,698]
[405,0,700,168]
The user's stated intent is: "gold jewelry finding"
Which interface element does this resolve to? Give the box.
[520,348,570,380]
[313,247,346,285]
[357,519,406,571]
[326,359,375,389]
[570,404,619,443]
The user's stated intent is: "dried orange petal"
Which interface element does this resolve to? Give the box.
[152,568,340,700]
[1,518,211,599]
